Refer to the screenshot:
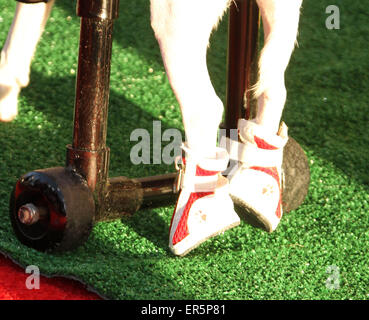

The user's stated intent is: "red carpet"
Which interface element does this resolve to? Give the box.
[0,254,102,300]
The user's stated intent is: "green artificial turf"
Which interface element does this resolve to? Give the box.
[0,0,368,300]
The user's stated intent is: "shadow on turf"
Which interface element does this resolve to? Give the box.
[55,0,230,98]
[55,0,164,67]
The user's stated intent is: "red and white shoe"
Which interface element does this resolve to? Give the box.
[228,119,288,233]
[169,145,240,256]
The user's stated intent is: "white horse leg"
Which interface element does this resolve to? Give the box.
[254,0,303,134]
[228,1,303,232]
[151,0,242,257]
[151,0,230,158]
[0,1,54,121]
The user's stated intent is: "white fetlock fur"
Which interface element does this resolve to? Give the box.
[0,64,21,122]
[228,119,288,232]
[169,145,240,256]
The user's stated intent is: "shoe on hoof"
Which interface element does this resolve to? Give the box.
[228,119,288,233]
[169,145,240,256]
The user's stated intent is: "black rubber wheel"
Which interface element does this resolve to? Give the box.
[9,167,95,252]
[282,137,310,213]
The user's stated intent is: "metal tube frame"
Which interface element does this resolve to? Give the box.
[66,0,259,222]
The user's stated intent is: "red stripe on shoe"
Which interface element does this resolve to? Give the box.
[196,166,218,177]
[251,136,281,218]
[250,166,282,219]
[172,191,213,245]
[171,161,218,246]
[179,157,218,177]
[254,136,278,150]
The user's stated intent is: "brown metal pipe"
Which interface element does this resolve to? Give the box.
[77,0,120,19]
[67,0,119,195]
[72,17,113,153]
[225,0,260,133]
[97,173,178,222]
[137,173,179,208]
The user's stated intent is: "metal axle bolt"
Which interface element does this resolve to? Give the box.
[18,203,44,225]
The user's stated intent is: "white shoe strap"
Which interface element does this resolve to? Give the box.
[187,175,219,192]
[238,119,289,148]
[181,143,230,172]
[175,144,229,192]
[176,165,219,193]
[220,136,283,168]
